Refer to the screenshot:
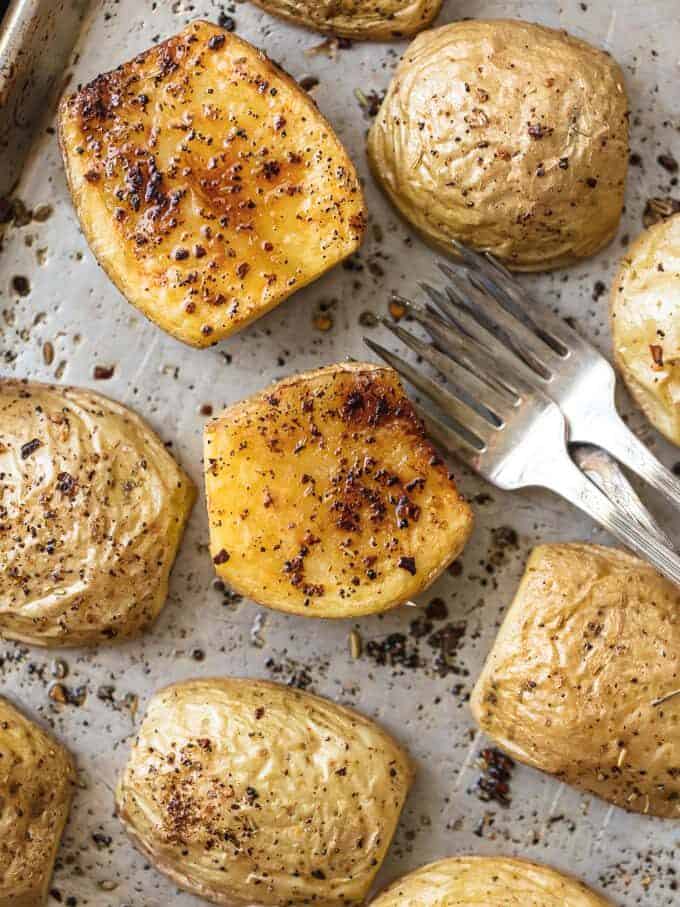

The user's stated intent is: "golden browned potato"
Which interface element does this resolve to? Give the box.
[0,697,75,906]
[116,677,414,907]
[471,543,680,818]
[58,20,366,348]
[370,856,612,907]
[611,214,680,445]
[0,380,195,646]
[368,19,629,271]
[250,0,442,40]
[204,362,473,618]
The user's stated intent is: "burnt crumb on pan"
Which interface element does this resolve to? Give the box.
[657,154,679,174]
[472,747,515,806]
[365,598,468,678]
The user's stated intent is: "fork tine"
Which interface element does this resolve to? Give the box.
[380,317,516,419]
[450,240,577,354]
[416,404,483,467]
[392,295,536,401]
[362,337,496,444]
[438,262,564,376]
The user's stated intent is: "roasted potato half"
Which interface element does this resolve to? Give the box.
[59,20,366,347]
[0,697,75,906]
[0,380,195,646]
[611,214,680,445]
[116,677,414,907]
[471,544,680,818]
[250,0,442,40]
[370,856,612,907]
[368,19,629,270]
[204,362,473,617]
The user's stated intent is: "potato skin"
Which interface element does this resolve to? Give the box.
[0,380,195,647]
[58,20,366,347]
[0,697,75,906]
[250,0,442,40]
[370,856,612,906]
[204,362,473,618]
[611,214,680,445]
[116,677,414,907]
[368,19,629,271]
[471,544,680,818]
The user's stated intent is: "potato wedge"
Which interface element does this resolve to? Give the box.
[250,0,442,40]
[611,214,680,445]
[471,544,680,818]
[204,362,473,617]
[0,380,195,646]
[116,677,414,907]
[370,856,612,907]
[0,697,75,906]
[368,19,629,270]
[58,20,366,347]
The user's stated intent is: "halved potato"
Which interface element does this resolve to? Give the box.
[204,362,473,617]
[116,677,414,907]
[0,380,195,646]
[370,856,612,907]
[58,20,366,347]
[368,19,629,270]
[0,696,75,906]
[250,0,442,40]
[471,544,680,818]
[611,214,680,445]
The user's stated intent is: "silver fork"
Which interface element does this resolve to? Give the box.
[363,299,680,587]
[427,241,680,511]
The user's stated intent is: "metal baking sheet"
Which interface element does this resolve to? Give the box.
[1,0,679,904]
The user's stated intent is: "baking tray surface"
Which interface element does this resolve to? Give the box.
[0,0,679,904]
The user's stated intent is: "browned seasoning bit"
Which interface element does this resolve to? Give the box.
[42,341,54,365]
[474,747,514,806]
[313,311,333,332]
[643,196,680,227]
[388,298,407,321]
[397,556,417,575]
[93,364,115,380]
[650,344,664,370]
[20,438,42,459]
[213,548,230,565]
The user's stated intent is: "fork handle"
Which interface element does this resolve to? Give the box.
[542,456,680,587]
[586,410,680,513]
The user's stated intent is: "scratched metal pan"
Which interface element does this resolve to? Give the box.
[0,0,678,904]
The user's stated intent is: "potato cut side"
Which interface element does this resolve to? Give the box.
[250,0,443,40]
[116,677,414,907]
[471,543,680,818]
[0,697,75,906]
[204,362,473,617]
[370,856,612,907]
[58,20,366,347]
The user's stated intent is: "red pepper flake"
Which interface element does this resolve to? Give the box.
[20,438,42,459]
[650,344,664,370]
[527,123,553,139]
[93,365,115,380]
[213,549,230,565]
[398,556,417,575]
